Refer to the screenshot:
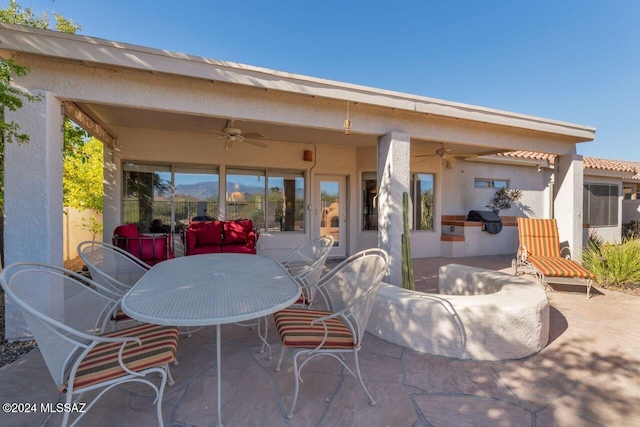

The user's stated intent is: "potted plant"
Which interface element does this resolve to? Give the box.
[487,188,522,214]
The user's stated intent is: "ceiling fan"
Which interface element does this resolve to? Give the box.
[415,143,477,165]
[213,120,269,149]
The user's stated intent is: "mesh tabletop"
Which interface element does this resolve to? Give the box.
[121,254,301,326]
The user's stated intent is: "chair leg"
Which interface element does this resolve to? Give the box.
[353,350,376,406]
[154,368,168,427]
[258,316,272,359]
[286,350,303,419]
[164,363,175,385]
[275,345,286,372]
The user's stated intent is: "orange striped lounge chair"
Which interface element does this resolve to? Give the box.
[513,218,595,298]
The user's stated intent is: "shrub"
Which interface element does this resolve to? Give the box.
[583,236,640,289]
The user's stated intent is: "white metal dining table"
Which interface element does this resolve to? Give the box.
[121,253,301,427]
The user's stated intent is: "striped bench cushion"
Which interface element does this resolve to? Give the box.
[275,308,355,349]
[528,255,595,279]
[69,323,179,391]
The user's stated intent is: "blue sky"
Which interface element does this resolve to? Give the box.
[19,0,640,162]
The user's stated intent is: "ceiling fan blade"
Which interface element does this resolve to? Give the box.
[414,154,438,158]
[244,138,269,148]
[242,132,265,139]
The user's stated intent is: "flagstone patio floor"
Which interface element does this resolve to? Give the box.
[1,255,639,426]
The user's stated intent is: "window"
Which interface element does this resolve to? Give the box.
[267,173,305,232]
[226,168,305,232]
[474,178,508,188]
[123,163,219,232]
[123,163,172,233]
[583,184,619,227]
[623,186,634,200]
[361,172,435,231]
[362,172,378,230]
[123,164,304,233]
[412,173,435,230]
[174,168,219,227]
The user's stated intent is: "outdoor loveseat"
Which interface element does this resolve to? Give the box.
[181,219,259,255]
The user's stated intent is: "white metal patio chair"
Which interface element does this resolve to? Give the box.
[0,262,178,427]
[79,241,201,337]
[245,235,335,359]
[273,248,389,419]
[282,235,334,309]
[78,241,150,330]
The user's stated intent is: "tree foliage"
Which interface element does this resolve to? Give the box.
[63,119,103,212]
[0,0,81,32]
[0,1,82,209]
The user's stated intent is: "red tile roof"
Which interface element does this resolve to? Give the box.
[496,151,638,176]
[497,151,556,162]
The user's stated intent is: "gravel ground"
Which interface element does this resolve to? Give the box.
[0,257,86,368]
[0,290,36,368]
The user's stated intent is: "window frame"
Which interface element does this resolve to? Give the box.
[361,172,378,231]
[474,178,509,189]
[222,167,306,232]
[583,183,619,228]
[411,173,435,231]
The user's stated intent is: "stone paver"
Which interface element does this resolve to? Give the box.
[1,255,639,426]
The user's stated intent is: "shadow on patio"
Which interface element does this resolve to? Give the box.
[1,255,639,426]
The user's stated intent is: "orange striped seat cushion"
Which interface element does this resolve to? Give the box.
[274,308,355,349]
[69,323,179,391]
[528,255,595,279]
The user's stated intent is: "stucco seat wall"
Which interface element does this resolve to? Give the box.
[366,264,549,361]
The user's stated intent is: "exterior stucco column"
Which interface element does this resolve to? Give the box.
[377,132,411,286]
[4,91,63,340]
[554,154,584,261]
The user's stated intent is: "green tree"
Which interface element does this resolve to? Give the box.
[63,119,103,212]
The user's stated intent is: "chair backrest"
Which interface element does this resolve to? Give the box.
[517,218,561,258]
[319,248,389,343]
[0,263,120,387]
[78,241,150,296]
[282,235,334,278]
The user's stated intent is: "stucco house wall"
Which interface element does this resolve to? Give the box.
[441,160,552,218]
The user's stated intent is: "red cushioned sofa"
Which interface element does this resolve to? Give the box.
[112,223,175,265]
[181,219,258,255]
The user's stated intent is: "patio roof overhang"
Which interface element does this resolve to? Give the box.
[0,23,596,158]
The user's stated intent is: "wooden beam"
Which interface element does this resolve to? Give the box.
[63,102,116,149]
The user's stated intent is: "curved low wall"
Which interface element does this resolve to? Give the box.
[367,264,549,361]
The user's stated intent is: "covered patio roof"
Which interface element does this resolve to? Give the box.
[0,22,595,157]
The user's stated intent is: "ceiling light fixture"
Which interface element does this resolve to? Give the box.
[344,101,352,135]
